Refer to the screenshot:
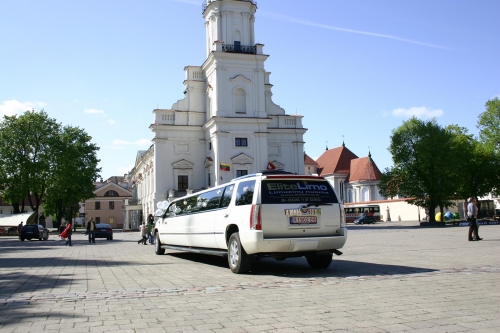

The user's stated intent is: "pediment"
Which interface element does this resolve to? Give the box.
[230,75,251,84]
[231,153,254,165]
[94,182,132,197]
[204,157,213,168]
[135,150,147,166]
[271,160,285,170]
[172,159,194,169]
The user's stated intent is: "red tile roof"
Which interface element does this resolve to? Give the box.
[347,156,382,182]
[303,153,318,165]
[316,146,358,176]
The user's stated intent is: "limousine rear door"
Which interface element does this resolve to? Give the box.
[214,184,235,249]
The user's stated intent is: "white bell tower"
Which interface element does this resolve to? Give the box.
[203,0,257,57]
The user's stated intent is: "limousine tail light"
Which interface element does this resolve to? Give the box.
[340,205,346,228]
[250,204,262,230]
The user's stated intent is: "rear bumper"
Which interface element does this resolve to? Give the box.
[239,227,348,255]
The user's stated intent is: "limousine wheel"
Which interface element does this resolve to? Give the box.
[228,232,252,274]
[306,253,333,269]
[155,233,165,255]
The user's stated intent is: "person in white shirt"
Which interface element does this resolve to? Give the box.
[467,197,482,241]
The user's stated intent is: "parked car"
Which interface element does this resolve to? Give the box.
[94,223,113,240]
[354,214,377,224]
[19,224,49,241]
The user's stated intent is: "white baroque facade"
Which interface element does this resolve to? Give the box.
[127,0,306,225]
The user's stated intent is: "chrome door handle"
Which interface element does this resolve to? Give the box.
[224,214,229,218]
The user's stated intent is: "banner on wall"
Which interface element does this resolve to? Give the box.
[220,163,231,171]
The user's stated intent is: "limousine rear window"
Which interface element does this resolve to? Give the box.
[235,180,256,206]
[261,179,339,204]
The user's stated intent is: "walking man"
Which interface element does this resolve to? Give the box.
[86,217,96,243]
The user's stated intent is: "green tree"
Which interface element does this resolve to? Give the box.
[447,125,497,199]
[43,126,101,228]
[477,97,500,195]
[378,117,458,223]
[0,110,60,220]
[478,97,500,153]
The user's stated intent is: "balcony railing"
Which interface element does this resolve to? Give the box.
[203,0,257,13]
[222,44,256,54]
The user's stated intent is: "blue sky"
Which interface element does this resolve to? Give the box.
[1,0,499,179]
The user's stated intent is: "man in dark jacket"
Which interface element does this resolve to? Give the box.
[86,217,96,244]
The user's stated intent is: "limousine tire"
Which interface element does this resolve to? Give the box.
[228,232,252,274]
[306,253,333,269]
[155,233,165,255]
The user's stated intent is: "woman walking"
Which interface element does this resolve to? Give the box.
[61,223,73,246]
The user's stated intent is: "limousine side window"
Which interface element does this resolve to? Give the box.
[220,185,234,208]
[235,180,255,206]
[197,188,223,211]
[171,195,199,216]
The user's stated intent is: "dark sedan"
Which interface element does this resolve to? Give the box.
[20,224,49,241]
[95,223,113,240]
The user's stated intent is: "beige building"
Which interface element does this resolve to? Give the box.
[84,178,132,229]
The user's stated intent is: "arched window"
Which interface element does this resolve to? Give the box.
[104,190,119,197]
[234,88,246,113]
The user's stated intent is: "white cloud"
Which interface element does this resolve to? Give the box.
[117,164,134,176]
[259,11,448,50]
[84,108,105,115]
[390,106,444,119]
[108,119,116,125]
[0,100,47,117]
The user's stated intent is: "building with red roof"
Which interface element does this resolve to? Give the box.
[307,142,383,203]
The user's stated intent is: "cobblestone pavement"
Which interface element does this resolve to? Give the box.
[0,221,499,332]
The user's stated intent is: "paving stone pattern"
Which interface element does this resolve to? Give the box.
[0,221,499,332]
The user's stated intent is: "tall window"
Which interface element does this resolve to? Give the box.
[96,217,101,223]
[235,138,247,147]
[95,202,100,210]
[236,170,248,177]
[234,88,246,113]
[178,175,188,190]
[109,201,114,210]
[340,181,344,202]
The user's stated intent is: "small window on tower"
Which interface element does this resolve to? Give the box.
[235,138,247,147]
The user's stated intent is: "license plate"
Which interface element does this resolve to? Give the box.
[289,216,317,224]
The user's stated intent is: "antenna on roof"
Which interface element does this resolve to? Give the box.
[325,140,328,151]
[342,135,345,147]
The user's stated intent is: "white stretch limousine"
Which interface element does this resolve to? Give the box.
[154,170,347,273]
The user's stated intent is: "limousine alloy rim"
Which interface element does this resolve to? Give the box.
[229,239,239,268]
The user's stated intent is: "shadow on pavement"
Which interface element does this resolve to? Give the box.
[0,270,87,298]
[0,308,85,327]
[167,252,436,278]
